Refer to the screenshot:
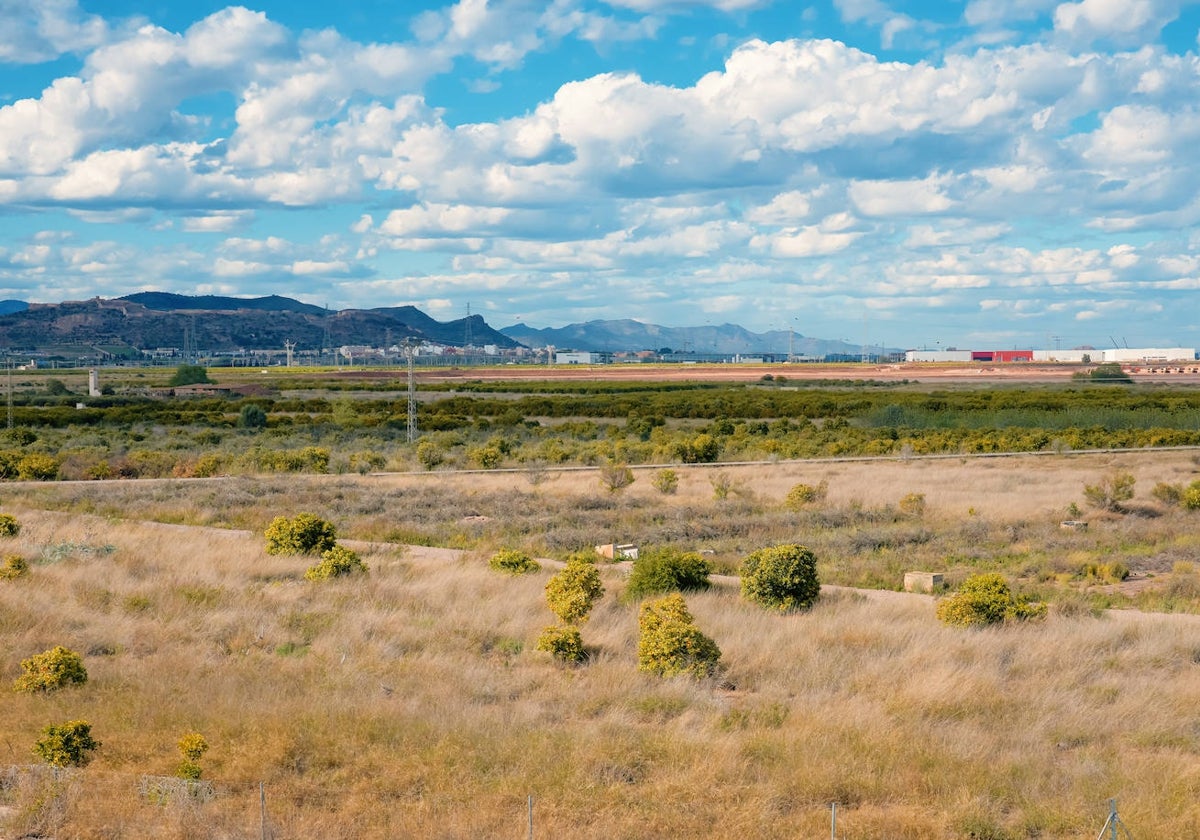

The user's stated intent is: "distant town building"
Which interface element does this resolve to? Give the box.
[556,351,602,364]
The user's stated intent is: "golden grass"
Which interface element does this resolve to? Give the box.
[3,495,1200,837]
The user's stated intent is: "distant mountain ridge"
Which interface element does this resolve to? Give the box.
[501,319,873,357]
[0,294,518,352]
[121,292,328,317]
[0,292,885,358]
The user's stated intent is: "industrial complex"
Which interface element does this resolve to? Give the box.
[904,348,1197,364]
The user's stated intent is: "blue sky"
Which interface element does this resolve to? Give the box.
[1,0,1199,349]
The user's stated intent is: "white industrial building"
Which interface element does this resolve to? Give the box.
[907,348,1196,364]
[556,351,600,364]
[1031,349,1090,363]
[903,350,976,363]
[1100,348,1196,363]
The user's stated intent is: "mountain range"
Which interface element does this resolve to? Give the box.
[0,293,879,357]
[500,319,871,357]
[0,294,517,354]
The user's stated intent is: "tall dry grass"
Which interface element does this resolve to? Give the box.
[3,506,1200,837]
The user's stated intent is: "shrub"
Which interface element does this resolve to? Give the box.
[545,555,604,625]
[264,513,337,555]
[167,364,211,386]
[599,461,635,494]
[740,544,820,612]
[1182,480,1200,511]
[625,547,711,601]
[0,554,29,579]
[672,433,719,463]
[17,454,59,481]
[1083,472,1135,511]
[304,545,368,580]
[13,646,88,693]
[637,593,721,679]
[936,573,1047,628]
[709,472,732,501]
[784,481,828,510]
[535,625,585,663]
[416,439,445,470]
[651,468,679,495]
[0,513,20,536]
[177,732,209,780]
[34,720,100,767]
[237,404,268,429]
[1080,560,1130,584]
[489,549,540,576]
[349,450,386,474]
[1153,481,1184,506]
[898,492,927,517]
[467,444,503,469]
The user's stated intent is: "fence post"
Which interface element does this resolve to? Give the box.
[528,794,534,840]
[260,781,267,840]
[831,801,837,839]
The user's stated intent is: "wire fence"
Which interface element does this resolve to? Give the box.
[1,764,1136,839]
[0,764,545,839]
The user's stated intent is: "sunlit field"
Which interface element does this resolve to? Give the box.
[4,445,1200,837]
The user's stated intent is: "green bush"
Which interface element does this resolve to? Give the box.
[467,444,503,469]
[650,468,679,495]
[34,719,100,767]
[14,646,88,693]
[898,492,927,517]
[0,554,29,579]
[1153,481,1184,505]
[304,545,368,580]
[1083,472,1135,511]
[264,513,338,556]
[167,364,211,386]
[625,547,711,601]
[177,732,209,780]
[489,549,540,576]
[535,625,585,663]
[1182,480,1200,511]
[237,403,268,429]
[349,450,386,474]
[545,555,604,625]
[936,573,1047,627]
[599,461,635,493]
[637,593,721,679]
[0,513,20,536]
[416,439,445,470]
[784,481,827,510]
[17,454,59,481]
[740,544,820,612]
[1080,560,1130,584]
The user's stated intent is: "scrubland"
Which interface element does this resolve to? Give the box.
[4,450,1200,838]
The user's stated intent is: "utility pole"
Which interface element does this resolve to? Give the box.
[405,341,417,444]
[284,340,295,368]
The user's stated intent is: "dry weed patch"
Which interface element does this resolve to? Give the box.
[3,451,1200,835]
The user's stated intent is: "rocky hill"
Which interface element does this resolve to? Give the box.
[0,295,519,353]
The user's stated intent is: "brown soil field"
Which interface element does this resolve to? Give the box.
[321,361,1200,386]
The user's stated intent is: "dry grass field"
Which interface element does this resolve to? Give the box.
[4,450,1200,838]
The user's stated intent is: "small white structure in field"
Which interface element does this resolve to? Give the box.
[595,543,639,561]
[903,571,944,593]
[88,369,100,396]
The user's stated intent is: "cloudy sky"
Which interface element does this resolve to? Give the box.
[1,0,1199,348]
